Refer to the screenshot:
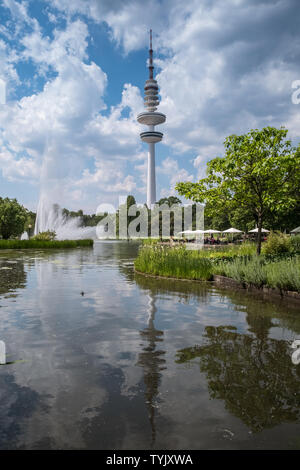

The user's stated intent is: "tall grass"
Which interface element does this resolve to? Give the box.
[215,256,300,292]
[135,245,213,280]
[0,239,94,249]
[265,258,300,292]
[199,242,255,260]
[135,243,300,292]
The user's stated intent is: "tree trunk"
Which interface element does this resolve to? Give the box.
[256,214,263,255]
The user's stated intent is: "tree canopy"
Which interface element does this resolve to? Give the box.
[0,198,28,239]
[176,127,300,253]
[157,196,182,207]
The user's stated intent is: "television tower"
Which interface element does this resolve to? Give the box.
[137,30,166,208]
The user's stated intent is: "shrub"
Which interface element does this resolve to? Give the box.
[290,235,300,254]
[214,257,267,286]
[265,257,300,292]
[262,232,291,255]
[31,230,56,241]
[215,255,300,292]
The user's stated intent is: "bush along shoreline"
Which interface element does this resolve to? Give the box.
[134,235,300,297]
[0,239,94,249]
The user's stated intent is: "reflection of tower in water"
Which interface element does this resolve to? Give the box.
[136,292,166,447]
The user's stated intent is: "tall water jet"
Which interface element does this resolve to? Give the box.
[34,195,96,240]
[34,139,95,240]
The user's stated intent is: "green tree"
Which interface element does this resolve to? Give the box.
[0,198,28,239]
[176,127,300,254]
[157,196,182,207]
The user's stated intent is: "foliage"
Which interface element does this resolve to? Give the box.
[141,238,160,245]
[0,197,28,239]
[135,241,300,292]
[200,243,255,261]
[0,239,93,249]
[31,230,56,241]
[157,196,182,207]
[214,257,267,286]
[176,127,300,254]
[265,257,300,292]
[62,207,107,227]
[262,232,291,255]
[290,235,300,254]
[215,256,300,292]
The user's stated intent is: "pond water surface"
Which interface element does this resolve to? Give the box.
[0,241,299,450]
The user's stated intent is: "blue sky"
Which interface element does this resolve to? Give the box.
[0,0,299,213]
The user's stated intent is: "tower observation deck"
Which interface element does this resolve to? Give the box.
[137,30,166,208]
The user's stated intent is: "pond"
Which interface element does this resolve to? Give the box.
[0,241,299,450]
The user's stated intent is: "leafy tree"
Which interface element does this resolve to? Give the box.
[157,196,182,207]
[176,127,300,254]
[0,198,28,239]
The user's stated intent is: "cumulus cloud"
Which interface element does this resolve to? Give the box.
[0,9,145,210]
[158,156,194,198]
[47,0,300,156]
[0,0,299,211]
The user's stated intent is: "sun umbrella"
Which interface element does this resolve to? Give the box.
[203,229,221,233]
[223,227,243,233]
[248,228,269,233]
[222,227,243,242]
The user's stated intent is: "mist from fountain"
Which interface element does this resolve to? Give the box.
[33,137,97,240]
[34,195,96,240]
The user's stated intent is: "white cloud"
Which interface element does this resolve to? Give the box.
[158,156,194,197]
[1,0,299,212]
[0,15,145,210]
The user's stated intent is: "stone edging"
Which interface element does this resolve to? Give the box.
[134,268,300,301]
[213,274,300,300]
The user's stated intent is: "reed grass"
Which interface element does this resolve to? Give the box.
[135,245,213,280]
[0,239,94,249]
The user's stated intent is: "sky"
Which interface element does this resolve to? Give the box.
[0,0,299,214]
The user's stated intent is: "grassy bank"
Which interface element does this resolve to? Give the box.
[134,244,300,293]
[0,239,94,249]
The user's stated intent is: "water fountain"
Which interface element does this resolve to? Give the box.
[33,135,97,240]
[34,194,96,240]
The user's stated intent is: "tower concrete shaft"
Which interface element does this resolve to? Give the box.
[137,30,166,209]
[147,142,156,208]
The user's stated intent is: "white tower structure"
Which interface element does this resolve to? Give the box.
[137,30,166,208]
